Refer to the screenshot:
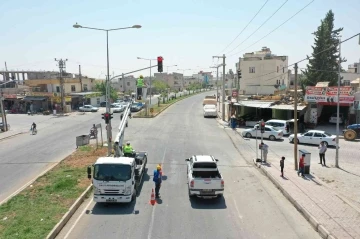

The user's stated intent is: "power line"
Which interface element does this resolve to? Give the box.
[226,0,288,55]
[219,0,269,54]
[229,0,315,57]
[239,33,359,83]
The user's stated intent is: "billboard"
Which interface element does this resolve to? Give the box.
[305,86,355,104]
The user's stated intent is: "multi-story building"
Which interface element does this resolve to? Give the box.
[237,47,289,95]
[153,73,184,91]
[348,62,359,73]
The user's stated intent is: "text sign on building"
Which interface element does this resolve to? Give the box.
[305,86,355,104]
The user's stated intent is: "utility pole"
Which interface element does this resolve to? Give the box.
[55,58,68,114]
[335,37,342,168]
[79,65,83,92]
[212,54,226,120]
[0,89,8,131]
[210,64,223,110]
[294,63,298,171]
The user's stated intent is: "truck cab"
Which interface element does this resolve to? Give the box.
[87,152,147,203]
[185,155,224,198]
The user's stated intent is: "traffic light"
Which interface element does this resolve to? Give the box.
[102,113,113,124]
[237,70,242,79]
[260,120,265,133]
[157,56,163,73]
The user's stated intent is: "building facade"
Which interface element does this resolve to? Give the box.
[153,73,184,91]
[237,47,289,95]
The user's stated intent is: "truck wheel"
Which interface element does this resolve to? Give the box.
[131,189,137,201]
[344,129,356,141]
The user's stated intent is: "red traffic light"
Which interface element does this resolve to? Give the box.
[157,56,163,62]
[105,113,109,117]
[261,122,265,126]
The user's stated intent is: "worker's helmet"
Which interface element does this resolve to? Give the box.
[139,75,143,79]
[126,142,130,145]
[157,165,161,170]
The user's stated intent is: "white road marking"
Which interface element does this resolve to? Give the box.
[147,148,167,239]
[63,198,93,239]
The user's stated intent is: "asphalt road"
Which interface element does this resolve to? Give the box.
[58,91,319,239]
[0,108,125,204]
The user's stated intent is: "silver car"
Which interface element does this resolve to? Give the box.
[242,125,283,141]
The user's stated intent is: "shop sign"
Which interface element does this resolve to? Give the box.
[3,94,17,99]
[305,86,355,104]
[30,92,55,97]
[52,96,72,103]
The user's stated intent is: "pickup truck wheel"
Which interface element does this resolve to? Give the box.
[131,189,136,201]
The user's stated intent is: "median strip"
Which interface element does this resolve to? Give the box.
[0,145,105,239]
[133,90,208,118]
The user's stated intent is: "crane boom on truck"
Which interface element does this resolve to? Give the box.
[87,101,148,203]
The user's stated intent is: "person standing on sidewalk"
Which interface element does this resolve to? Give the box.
[318,142,327,166]
[280,156,285,177]
[261,143,269,163]
[298,154,306,177]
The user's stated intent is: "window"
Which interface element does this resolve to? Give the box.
[249,67,255,73]
[56,86,60,93]
[343,80,350,86]
[265,127,272,131]
[127,82,130,86]
[304,132,313,137]
[277,66,279,73]
[71,85,76,92]
[96,98,100,104]
[314,133,323,137]
[83,84,88,91]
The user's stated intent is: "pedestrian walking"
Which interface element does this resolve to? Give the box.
[153,165,162,198]
[298,154,305,177]
[280,157,285,177]
[318,142,327,166]
[261,142,269,163]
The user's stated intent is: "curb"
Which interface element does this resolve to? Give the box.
[0,132,26,141]
[46,185,93,239]
[252,158,337,239]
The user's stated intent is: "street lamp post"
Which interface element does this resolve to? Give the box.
[73,23,141,156]
[167,65,178,73]
[137,57,156,106]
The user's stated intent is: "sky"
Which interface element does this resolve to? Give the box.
[0,0,359,80]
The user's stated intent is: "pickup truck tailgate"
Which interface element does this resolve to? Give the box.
[193,178,222,190]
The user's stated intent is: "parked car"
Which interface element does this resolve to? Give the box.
[79,105,99,112]
[265,119,290,135]
[0,122,10,131]
[100,101,107,107]
[288,130,336,147]
[329,113,344,124]
[203,104,217,118]
[242,125,283,141]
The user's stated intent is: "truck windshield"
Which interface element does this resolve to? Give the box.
[94,164,131,181]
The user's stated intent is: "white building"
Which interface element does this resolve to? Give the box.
[237,47,288,95]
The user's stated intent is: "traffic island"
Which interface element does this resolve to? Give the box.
[133,90,207,118]
[0,145,106,239]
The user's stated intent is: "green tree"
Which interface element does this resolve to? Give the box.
[303,10,344,86]
[152,80,167,94]
[95,82,118,101]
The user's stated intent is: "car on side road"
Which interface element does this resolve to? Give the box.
[185,155,224,199]
[130,103,142,112]
[110,103,124,113]
[79,105,99,112]
[242,125,283,141]
[203,104,217,118]
[329,113,344,124]
[265,119,290,135]
[288,130,336,147]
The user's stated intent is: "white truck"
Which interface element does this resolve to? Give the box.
[185,155,224,198]
[87,101,148,203]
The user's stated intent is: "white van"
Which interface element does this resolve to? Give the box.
[265,119,290,135]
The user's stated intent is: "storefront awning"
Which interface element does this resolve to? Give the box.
[23,96,47,101]
[239,101,273,108]
[270,105,307,111]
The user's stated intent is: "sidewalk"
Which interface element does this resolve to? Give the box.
[217,107,360,239]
